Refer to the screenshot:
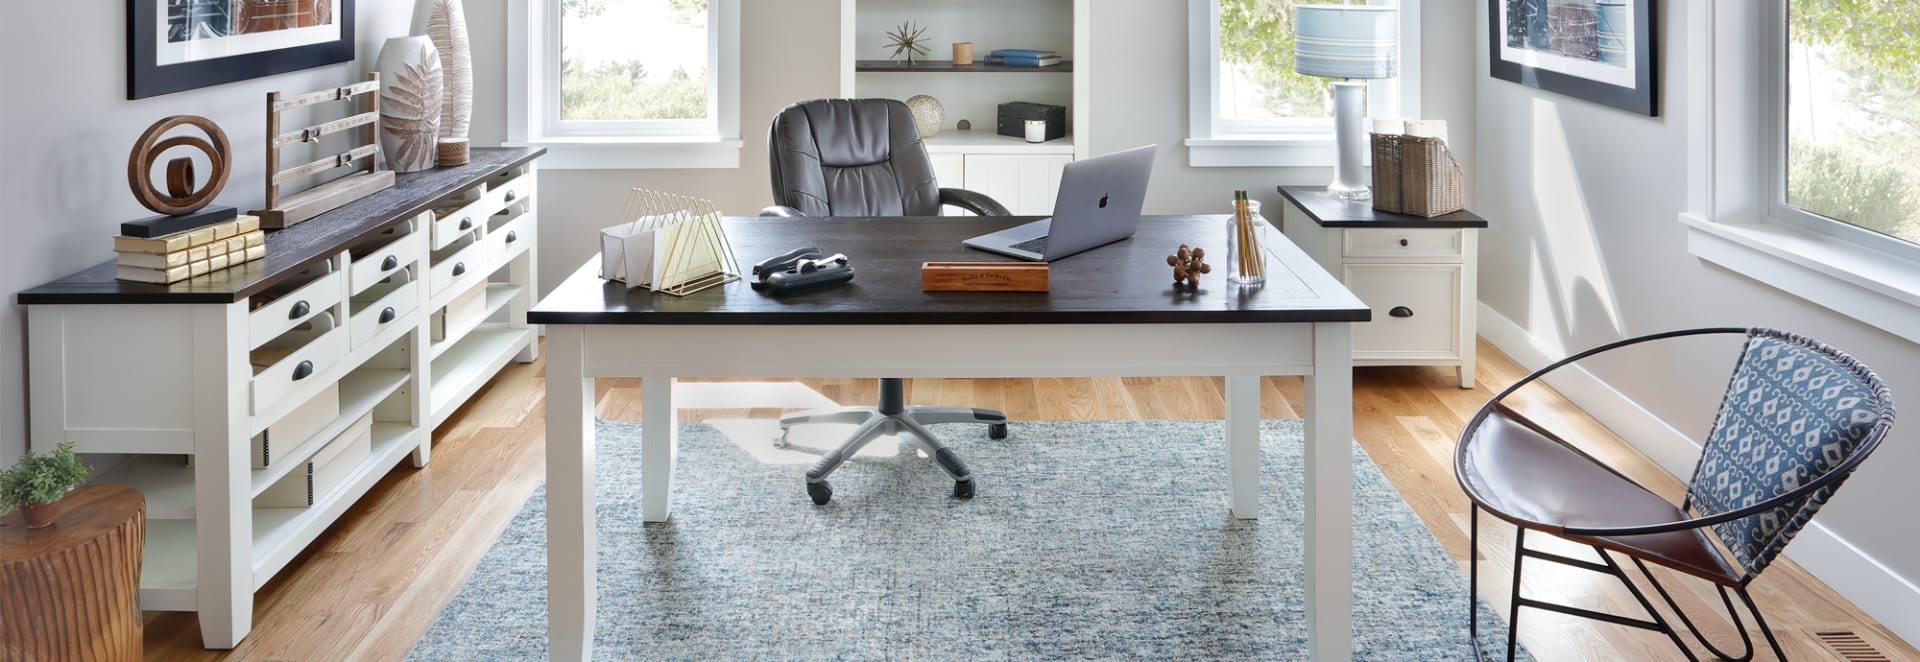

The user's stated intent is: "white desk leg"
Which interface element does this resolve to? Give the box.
[641,375,679,522]
[1225,374,1261,519]
[1305,322,1354,661]
[546,325,595,662]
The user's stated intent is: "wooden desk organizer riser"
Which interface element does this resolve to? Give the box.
[921,262,1050,292]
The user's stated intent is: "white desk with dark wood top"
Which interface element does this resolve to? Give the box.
[530,215,1370,660]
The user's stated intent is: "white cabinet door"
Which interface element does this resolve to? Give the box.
[963,154,1071,215]
[929,153,967,216]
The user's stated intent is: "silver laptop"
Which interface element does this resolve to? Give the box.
[962,144,1157,262]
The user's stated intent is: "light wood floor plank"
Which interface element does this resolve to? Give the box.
[142,340,1916,661]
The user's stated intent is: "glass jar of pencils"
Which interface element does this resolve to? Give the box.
[1226,191,1266,285]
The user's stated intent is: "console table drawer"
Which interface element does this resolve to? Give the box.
[428,234,483,298]
[1343,229,1464,260]
[1343,263,1461,359]
[349,267,417,349]
[251,321,348,415]
[486,207,533,265]
[487,169,534,210]
[249,272,340,350]
[429,189,489,251]
[349,231,421,296]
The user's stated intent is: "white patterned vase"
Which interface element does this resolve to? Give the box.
[376,35,444,173]
[906,95,944,138]
[412,0,472,141]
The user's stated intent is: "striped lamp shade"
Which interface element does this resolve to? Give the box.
[1293,5,1399,79]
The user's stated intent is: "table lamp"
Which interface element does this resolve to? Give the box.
[1294,4,1399,201]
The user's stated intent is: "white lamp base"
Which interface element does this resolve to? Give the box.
[1327,81,1370,201]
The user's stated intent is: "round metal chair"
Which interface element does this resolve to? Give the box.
[1454,328,1896,661]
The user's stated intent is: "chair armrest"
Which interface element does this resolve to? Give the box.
[939,188,1011,217]
[760,205,805,218]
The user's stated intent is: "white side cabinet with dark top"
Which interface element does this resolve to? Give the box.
[1278,186,1487,388]
[17,148,543,649]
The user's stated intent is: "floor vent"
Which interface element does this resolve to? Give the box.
[1808,629,1891,662]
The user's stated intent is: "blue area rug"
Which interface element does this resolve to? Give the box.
[411,419,1525,660]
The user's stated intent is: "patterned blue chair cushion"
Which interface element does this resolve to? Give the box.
[1688,334,1884,574]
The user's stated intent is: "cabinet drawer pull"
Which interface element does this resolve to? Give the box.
[504,230,517,244]
[452,262,466,277]
[1398,238,1409,247]
[1389,306,1414,318]
[378,307,396,324]
[504,190,517,203]
[292,360,314,381]
[289,300,310,319]
[459,217,473,231]
[381,254,399,271]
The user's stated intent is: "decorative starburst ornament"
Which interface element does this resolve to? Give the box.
[886,21,930,63]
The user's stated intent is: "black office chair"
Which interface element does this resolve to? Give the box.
[760,98,1011,506]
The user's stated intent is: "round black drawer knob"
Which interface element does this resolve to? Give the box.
[378,307,396,324]
[381,254,399,271]
[459,217,473,231]
[288,300,310,319]
[1399,238,1409,247]
[505,230,517,244]
[1389,306,1414,318]
[292,360,314,381]
[452,262,466,277]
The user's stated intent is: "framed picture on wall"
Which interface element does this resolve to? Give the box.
[1487,0,1655,116]
[128,0,356,100]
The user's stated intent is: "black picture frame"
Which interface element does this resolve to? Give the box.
[1486,0,1656,116]
[128,0,357,100]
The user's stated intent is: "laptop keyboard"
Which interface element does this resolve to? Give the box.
[1011,235,1049,254]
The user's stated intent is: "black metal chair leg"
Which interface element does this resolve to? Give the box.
[1629,557,1751,661]
[1470,506,1481,652]
[1506,528,1526,662]
[1600,553,1701,661]
[1734,586,1790,662]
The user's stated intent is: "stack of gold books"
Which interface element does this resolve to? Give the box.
[114,215,267,284]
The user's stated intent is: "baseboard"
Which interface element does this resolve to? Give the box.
[1476,302,1920,647]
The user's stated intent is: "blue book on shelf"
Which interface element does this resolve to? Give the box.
[990,48,1058,58]
[986,54,1063,67]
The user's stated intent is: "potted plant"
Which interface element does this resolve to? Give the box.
[2,442,91,529]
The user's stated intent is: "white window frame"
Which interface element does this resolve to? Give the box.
[1681,0,1920,342]
[506,0,743,169]
[1184,0,1420,168]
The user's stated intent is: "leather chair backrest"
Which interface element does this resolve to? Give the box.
[767,98,942,217]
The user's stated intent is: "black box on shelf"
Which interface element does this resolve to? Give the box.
[996,102,1067,141]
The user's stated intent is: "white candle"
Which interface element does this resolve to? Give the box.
[1025,119,1047,143]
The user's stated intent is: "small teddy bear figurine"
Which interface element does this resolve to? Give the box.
[1168,244,1211,286]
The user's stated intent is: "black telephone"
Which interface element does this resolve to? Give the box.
[751,247,855,294]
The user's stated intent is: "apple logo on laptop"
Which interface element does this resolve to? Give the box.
[1098,194,1109,209]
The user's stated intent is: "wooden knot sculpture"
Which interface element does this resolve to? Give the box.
[127,115,231,216]
[1168,244,1210,286]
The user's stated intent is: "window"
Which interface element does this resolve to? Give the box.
[1775,1,1920,248]
[1186,0,1419,167]
[508,0,741,169]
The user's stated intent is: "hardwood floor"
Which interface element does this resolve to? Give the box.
[143,338,1915,661]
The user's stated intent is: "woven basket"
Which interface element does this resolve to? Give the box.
[1370,133,1405,214]
[1399,135,1465,217]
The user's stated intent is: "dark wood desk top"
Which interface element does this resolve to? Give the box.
[530,215,1370,325]
[1278,186,1488,229]
[17,147,544,305]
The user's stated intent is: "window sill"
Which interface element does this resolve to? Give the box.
[1679,212,1920,340]
[505,136,744,170]
[1184,135,1340,168]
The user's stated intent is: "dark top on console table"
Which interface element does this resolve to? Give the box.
[17,147,544,306]
[531,215,1370,326]
[1278,186,1488,229]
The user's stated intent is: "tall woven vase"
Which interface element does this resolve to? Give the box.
[412,0,473,145]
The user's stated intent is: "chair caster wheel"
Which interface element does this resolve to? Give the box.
[988,423,1008,440]
[807,481,833,505]
[774,430,792,449]
[953,479,975,499]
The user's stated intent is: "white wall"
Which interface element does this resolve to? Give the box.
[1472,0,1920,640]
[0,3,416,467]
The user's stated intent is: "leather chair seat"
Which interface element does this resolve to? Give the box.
[1459,403,1742,586]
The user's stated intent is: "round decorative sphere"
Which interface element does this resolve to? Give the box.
[905,95,944,138]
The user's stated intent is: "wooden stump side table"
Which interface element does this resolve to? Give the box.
[1,485,145,662]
